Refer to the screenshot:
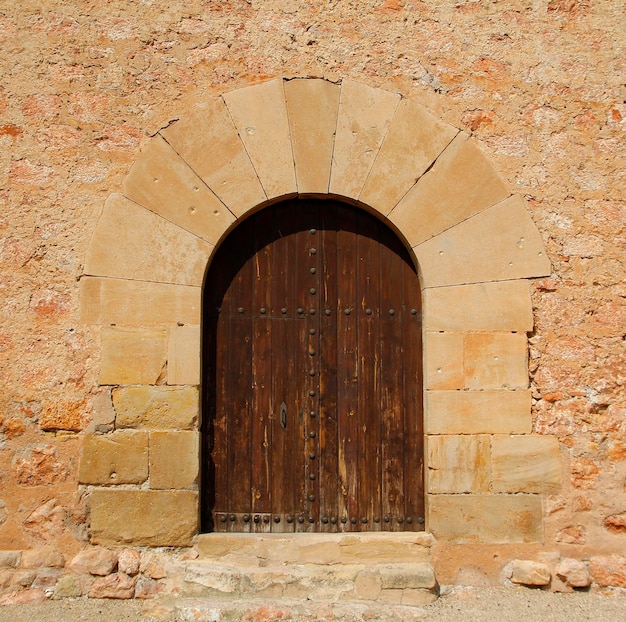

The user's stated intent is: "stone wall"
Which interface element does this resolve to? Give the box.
[0,0,624,595]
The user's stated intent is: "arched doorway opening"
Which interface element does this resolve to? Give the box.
[202,198,423,533]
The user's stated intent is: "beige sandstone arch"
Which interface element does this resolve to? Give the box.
[80,77,559,547]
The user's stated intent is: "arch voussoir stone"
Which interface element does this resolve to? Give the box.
[80,76,557,548]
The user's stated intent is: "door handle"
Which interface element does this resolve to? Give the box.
[280,402,287,429]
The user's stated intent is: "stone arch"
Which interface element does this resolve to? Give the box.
[80,77,559,547]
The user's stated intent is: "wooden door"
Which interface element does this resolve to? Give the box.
[202,199,423,532]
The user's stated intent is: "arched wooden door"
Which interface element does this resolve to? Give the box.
[202,199,423,533]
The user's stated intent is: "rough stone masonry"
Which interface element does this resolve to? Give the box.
[0,0,624,604]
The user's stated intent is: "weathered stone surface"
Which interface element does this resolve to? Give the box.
[78,430,149,485]
[117,549,141,576]
[425,390,532,435]
[389,133,509,245]
[329,79,400,199]
[12,447,68,487]
[354,569,382,600]
[423,280,533,332]
[285,78,339,195]
[167,325,200,385]
[428,494,542,543]
[491,435,561,493]
[0,588,47,605]
[23,499,66,541]
[589,555,626,588]
[85,193,213,286]
[149,431,199,489]
[556,558,591,588]
[427,435,490,493]
[53,574,86,598]
[80,277,201,326]
[20,548,64,569]
[87,391,116,434]
[361,99,458,215]
[378,563,437,590]
[160,97,266,217]
[0,551,21,568]
[425,332,464,391]
[510,559,551,586]
[414,195,551,287]
[134,576,161,599]
[90,490,198,547]
[140,552,167,580]
[99,327,167,385]
[69,548,118,576]
[464,332,528,390]
[112,386,198,430]
[123,135,235,244]
[88,572,136,599]
[223,78,296,199]
[38,399,86,432]
[31,567,61,590]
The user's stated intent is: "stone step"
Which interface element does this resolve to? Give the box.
[182,560,438,606]
[143,596,431,622]
[196,532,434,566]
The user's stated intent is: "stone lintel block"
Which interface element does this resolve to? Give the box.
[285,78,340,195]
[99,327,167,385]
[160,97,266,216]
[168,325,200,385]
[425,332,464,390]
[491,435,561,493]
[80,277,201,326]
[389,133,509,246]
[423,280,533,332]
[464,332,529,390]
[90,489,198,547]
[223,78,296,199]
[414,195,551,288]
[378,563,437,590]
[427,494,542,543]
[122,135,235,244]
[149,431,199,490]
[427,435,490,494]
[112,385,199,430]
[361,99,458,215]
[85,194,212,286]
[426,390,532,435]
[329,79,400,200]
[79,430,149,485]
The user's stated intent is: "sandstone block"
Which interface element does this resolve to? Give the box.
[39,399,86,432]
[378,563,437,590]
[88,572,136,599]
[80,277,201,327]
[589,555,626,588]
[112,386,199,430]
[427,435,490,493]
[389,133,509,245]
[425,390,532,434]
[510,559,551,586]
[87,390,116,434]
[361,99,458,215]
[401,588,438,606]
[428,494,542,543]
[414,196,551,287]
[0,551,21,568]
[285,78,339,194]
[329,79,400,199]
[167,325,200,385]
[85,193,213,286]
[0,589,47,606]
[140,552,167,579]
[491,435,561,493]
[53,574,85,598]
[90,490,198,547]
[134,576,161,599]
[223,78,296,199]
[423,280,533,332]
[354,569,382,600]
[122,136,235,244]
[556,558,591,588]
[31,567,61,590]
[99,327,167,385]
[149,431,199,489]
[78,430,149,486]
[20,548,64,569]
[117,549,141,576]
[160,97,266,216]
[425,332,464,390]
[464,332,528,390]
[69,548,118,576]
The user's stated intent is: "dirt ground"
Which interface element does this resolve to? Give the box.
[0,587,624,621]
